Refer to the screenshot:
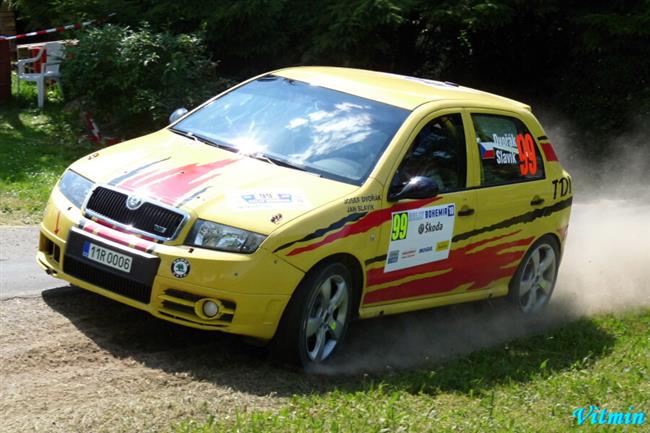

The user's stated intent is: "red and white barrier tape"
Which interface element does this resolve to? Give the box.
[1,13,116,41]
[84,112,121,146]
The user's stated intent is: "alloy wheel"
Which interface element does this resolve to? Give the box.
[304,274,349,362]
[518,243,557,313]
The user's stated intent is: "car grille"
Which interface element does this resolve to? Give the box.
[63,255,152,304]
[85,186,185,240]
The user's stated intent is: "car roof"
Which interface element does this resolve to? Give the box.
[274,66,530,112]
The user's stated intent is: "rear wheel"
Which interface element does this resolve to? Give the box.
[510,235,559,314]
[271,262,353,369]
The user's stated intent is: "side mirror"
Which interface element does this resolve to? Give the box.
[388,176,439,202]
[169,107,189,124]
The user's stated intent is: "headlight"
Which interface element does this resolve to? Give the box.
[58,169,94,208]
[186,219,266,253]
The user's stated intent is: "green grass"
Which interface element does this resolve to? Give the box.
[0,73,93,224]
[176,309,649,433]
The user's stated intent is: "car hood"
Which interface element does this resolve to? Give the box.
[71,129,358,235]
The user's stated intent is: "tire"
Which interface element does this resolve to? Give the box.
[271,261,354,369]
[509,235,560,314]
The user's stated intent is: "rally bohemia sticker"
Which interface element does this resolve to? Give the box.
[384,204,456,273]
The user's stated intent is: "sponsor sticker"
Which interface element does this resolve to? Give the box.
[401,249,417,259]
[384,203,456,272]
[387,250,400,264]
[171,258,191,278]
[436,240,450,252]
[229,189,311,211]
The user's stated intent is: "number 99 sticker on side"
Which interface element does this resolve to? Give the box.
[385,204,456,273]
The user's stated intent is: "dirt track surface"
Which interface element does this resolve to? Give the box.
[0,289,567,433]
[0,288,311,433]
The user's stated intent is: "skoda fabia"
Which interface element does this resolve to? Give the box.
[37,67,572,368]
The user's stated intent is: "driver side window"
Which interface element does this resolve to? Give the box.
[392,113,467,193]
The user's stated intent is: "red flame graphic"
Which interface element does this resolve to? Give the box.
[363,231,532,304]
[118,159,238,205]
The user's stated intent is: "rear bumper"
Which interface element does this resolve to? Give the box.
[37,195,304,340]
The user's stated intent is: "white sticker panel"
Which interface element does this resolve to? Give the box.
[384,203,456,273]
[229,189,311,211]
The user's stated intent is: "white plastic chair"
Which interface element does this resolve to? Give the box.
[16,42,64,107]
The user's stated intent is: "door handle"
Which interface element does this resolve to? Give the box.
[458,207,475,216]
[530,197,545,206]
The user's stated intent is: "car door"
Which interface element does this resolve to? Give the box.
[362,110,479,309]
[464,108,548,294]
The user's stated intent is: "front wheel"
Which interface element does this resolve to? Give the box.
[271,262,353,369]
[510,235,560,314]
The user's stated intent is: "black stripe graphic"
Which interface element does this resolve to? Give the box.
[273,211,367,253]
[537,135,548,141]
[109,157,171,186]
[452,197,572,242]
[365,255,387,266]
[175,186,211,207]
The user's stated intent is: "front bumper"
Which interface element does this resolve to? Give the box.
[36,192,304,340]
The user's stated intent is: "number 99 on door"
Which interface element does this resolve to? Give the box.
[391,212,409,241]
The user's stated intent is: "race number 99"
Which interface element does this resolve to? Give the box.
[516,133,538,176]
[391,212,409,241]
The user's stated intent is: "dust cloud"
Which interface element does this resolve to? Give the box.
[320,121,650,375]
[544,118,650,314]
[542,115,650,203]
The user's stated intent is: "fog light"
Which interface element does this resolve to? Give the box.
[202,300,220,318]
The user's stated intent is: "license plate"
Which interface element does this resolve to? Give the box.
[82,241,132,273]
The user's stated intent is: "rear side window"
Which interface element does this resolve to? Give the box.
[472,114,544,186]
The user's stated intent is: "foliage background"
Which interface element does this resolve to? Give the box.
[7,0,650,150]
[59,24,231,133]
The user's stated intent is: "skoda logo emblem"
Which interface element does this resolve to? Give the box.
[171,258,190,278]
[126,195,144,210]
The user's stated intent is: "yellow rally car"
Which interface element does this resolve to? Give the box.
[37,67,572,368]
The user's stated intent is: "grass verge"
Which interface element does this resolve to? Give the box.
[0,73,93,225]
[176,309,649,433]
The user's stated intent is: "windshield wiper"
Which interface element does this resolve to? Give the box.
[169,128,238,153]
[245,152,277,166]
[245,152,318,175]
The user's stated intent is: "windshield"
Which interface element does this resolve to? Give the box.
[173,75,410,184]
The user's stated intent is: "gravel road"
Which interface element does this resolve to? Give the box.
[0,227,61,298]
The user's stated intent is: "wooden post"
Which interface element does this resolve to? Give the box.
[0,39,11,103]
[0,0,16,39]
